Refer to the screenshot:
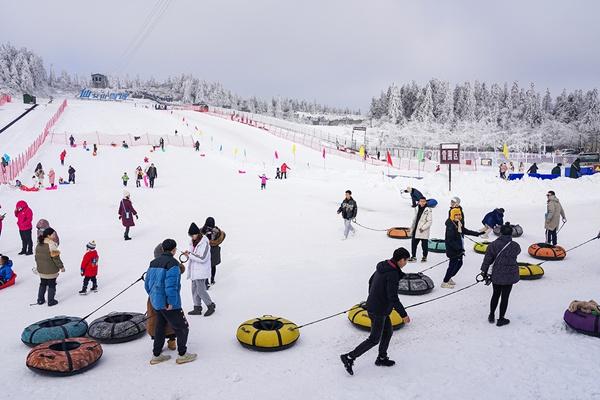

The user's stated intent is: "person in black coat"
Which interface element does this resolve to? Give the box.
[194,141,200,151]
[569,158,581,179]
[404,186,424,207]
[340,247,411,375]
[551,163,562,175]
[146,164,158,188]
[527,163,539,174]
[442,208,483,288]
[68,165,76,184]
[337,190,357,239]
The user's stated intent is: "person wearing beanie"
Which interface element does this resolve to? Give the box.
[118,191,138,240]
[449,196,466,229]
[337,190,358,239]
[480,208,505,239]
[409,197,432,262]
[404,186,424,207]
[145,239,197,365]
[184,223,216,316]
[340,247,411,376]
[79,241,99,295]
[15,200,34,255]
[480,222,521,327]
[442,208,483,288]
[36,219,60,245]
[34,228,65,306]
[201,217,226,286]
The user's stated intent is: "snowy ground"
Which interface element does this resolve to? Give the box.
[1,100,599,400]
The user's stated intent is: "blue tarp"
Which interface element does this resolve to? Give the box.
[507,173,559,181]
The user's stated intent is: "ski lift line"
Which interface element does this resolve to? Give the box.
[120,0,166,59]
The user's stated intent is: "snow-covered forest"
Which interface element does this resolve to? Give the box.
[369,79,600,152]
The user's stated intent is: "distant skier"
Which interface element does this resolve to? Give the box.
[259,174,269,190]
[118,191,138,241]
[569,158,581,179]
[146,163,158,188]
[159,137,165,151]
[442,208,483,288]
[480,208,505,239]
[79,241,99,295]
[60,149,67,166]
[135,166,143,188]
[68,165,76,183]
[481,222,521,327]
[545,191,566,246]
[281,163,290,179]
[337,190,357,239]
[48,168,56,188]
[122,141,129,149]
[509,162,515,172]
[499,163,508,179]
[275,168,282,179]
[15,200,33,255]
[93,143,98,156]
[194,141,200,151]
[404,186,424,207]
[551,163,562,176]
[122,172,129,187]
[69,135,75,147]
[527,163,539,174]
[340,247,411,376]
[408,197,432,262]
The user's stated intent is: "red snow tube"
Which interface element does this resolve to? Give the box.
[0,273,16,290]
[20,185,39,192]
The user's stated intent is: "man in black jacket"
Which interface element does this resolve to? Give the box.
[337,190,357,239]
[404,186,424,207]
[146,163,158,188]
[340,248,411,375]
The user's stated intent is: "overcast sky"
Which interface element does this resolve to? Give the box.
[1,0,599,110]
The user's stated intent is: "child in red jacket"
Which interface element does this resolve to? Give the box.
[79,241,99,295]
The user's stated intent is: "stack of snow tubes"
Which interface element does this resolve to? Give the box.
[21,316,88,347]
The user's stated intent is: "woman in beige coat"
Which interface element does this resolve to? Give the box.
[34,228,65,306]
[545,191,566,246]
[409,197,433,262]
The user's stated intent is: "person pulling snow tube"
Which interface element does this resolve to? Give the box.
[426,199,438,208]
[518,262,544,280]
[493,224,523,238]
[26,337,103,376]
[236,315,299,351]
[473,241,491,254]
[427,239,446,253]
[0,273,16,290]
[398,273,435,295]
[21,316,88,347]
[347,304,404,330]
[563,310,600,338]
[528,243,566,261]
[387,227,411,239]
[87,312,147,344]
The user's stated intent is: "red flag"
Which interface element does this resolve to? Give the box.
[322,148,326,159]
[274,150,279,159]
[386,151,393,166]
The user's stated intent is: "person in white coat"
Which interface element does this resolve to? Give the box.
[183,223,216,317]
[408,197,432,262]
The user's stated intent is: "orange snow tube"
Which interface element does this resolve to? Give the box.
[387,227,410,239]
[528,243,566,261]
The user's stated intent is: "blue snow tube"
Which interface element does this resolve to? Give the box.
[21,316,88,347]
[426,199,438,208]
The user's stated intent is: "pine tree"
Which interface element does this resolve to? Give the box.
[387,84,404,124]
[413,83,434,123]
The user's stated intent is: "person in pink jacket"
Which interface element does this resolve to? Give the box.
[48,168,56,188]
[14,200,33,255]
[258,174,269,190]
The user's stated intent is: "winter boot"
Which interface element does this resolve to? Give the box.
[47,285,58,306]
[496,318,510,327]
[91,285,98,292]
[188,306,202,315]
[48,299,59,306]
[18,250,26,255]
[448,279,456,285]
[375,356,396,367]
[167,338,176,351]
[79,288,87,295]
[408,257,417,262]
[124,236,132,241]
[340,354,354,376]
[150,354,171,365]
[488,314,495,323]
[441,282,455,289]
[204,303,216,317]
[421,257,427,262]
[176,352,198,364]
[37,285,46,305]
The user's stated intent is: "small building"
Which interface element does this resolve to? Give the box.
[91,73,108,89]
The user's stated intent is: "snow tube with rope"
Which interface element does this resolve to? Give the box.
[398,273,435,295]
[236,315,299,351]
[0,272,16,290]
[26,337,103,376]
[473,241,491,254]
[563,310,600,338]
[387,227,410,239]
[21,316,88,347]
[427,239,446,253]
[518,262,544,280]
[528,243,566,261]
[493,224,523,237]
[347,304,404,330]
[87,312,147,344]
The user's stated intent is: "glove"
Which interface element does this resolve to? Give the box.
[135,214,139,219]
[597,231,600,239]
[481,272,488,279]
[562,218,567,223]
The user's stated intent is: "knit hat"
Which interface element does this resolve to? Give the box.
[123,190,130,198]
[497,208,505,214]
[204,217,215,228]
[450,208,462,220]
[188,222,201,235]
[161,239,177,252]
[86,240,96,250]
[451,196,461,205]
[500,223,513,236]
[391,247,410,262]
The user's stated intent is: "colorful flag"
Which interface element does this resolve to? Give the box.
[359,146,365,159]
[322,148,326,159]
[387,151,393,166]
[292,143,297,155]
[274,150,279,159]
[234,148,239,156]
[502,143,509,159]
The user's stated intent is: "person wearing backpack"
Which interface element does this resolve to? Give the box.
[118,191,138,240]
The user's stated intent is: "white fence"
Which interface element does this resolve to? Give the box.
[50,132,195,148]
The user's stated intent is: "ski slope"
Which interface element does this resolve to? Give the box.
[0,99,599,400]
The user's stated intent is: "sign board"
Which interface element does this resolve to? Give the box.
[79,88,129,101]
[481,158,492,166]
[352,126,367,132]
[440,143,460,165]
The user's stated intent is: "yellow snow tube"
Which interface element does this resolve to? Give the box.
[236,315,299,351]
[518,262,544,280]
[347,304,404,330]
[473,241,490,254]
